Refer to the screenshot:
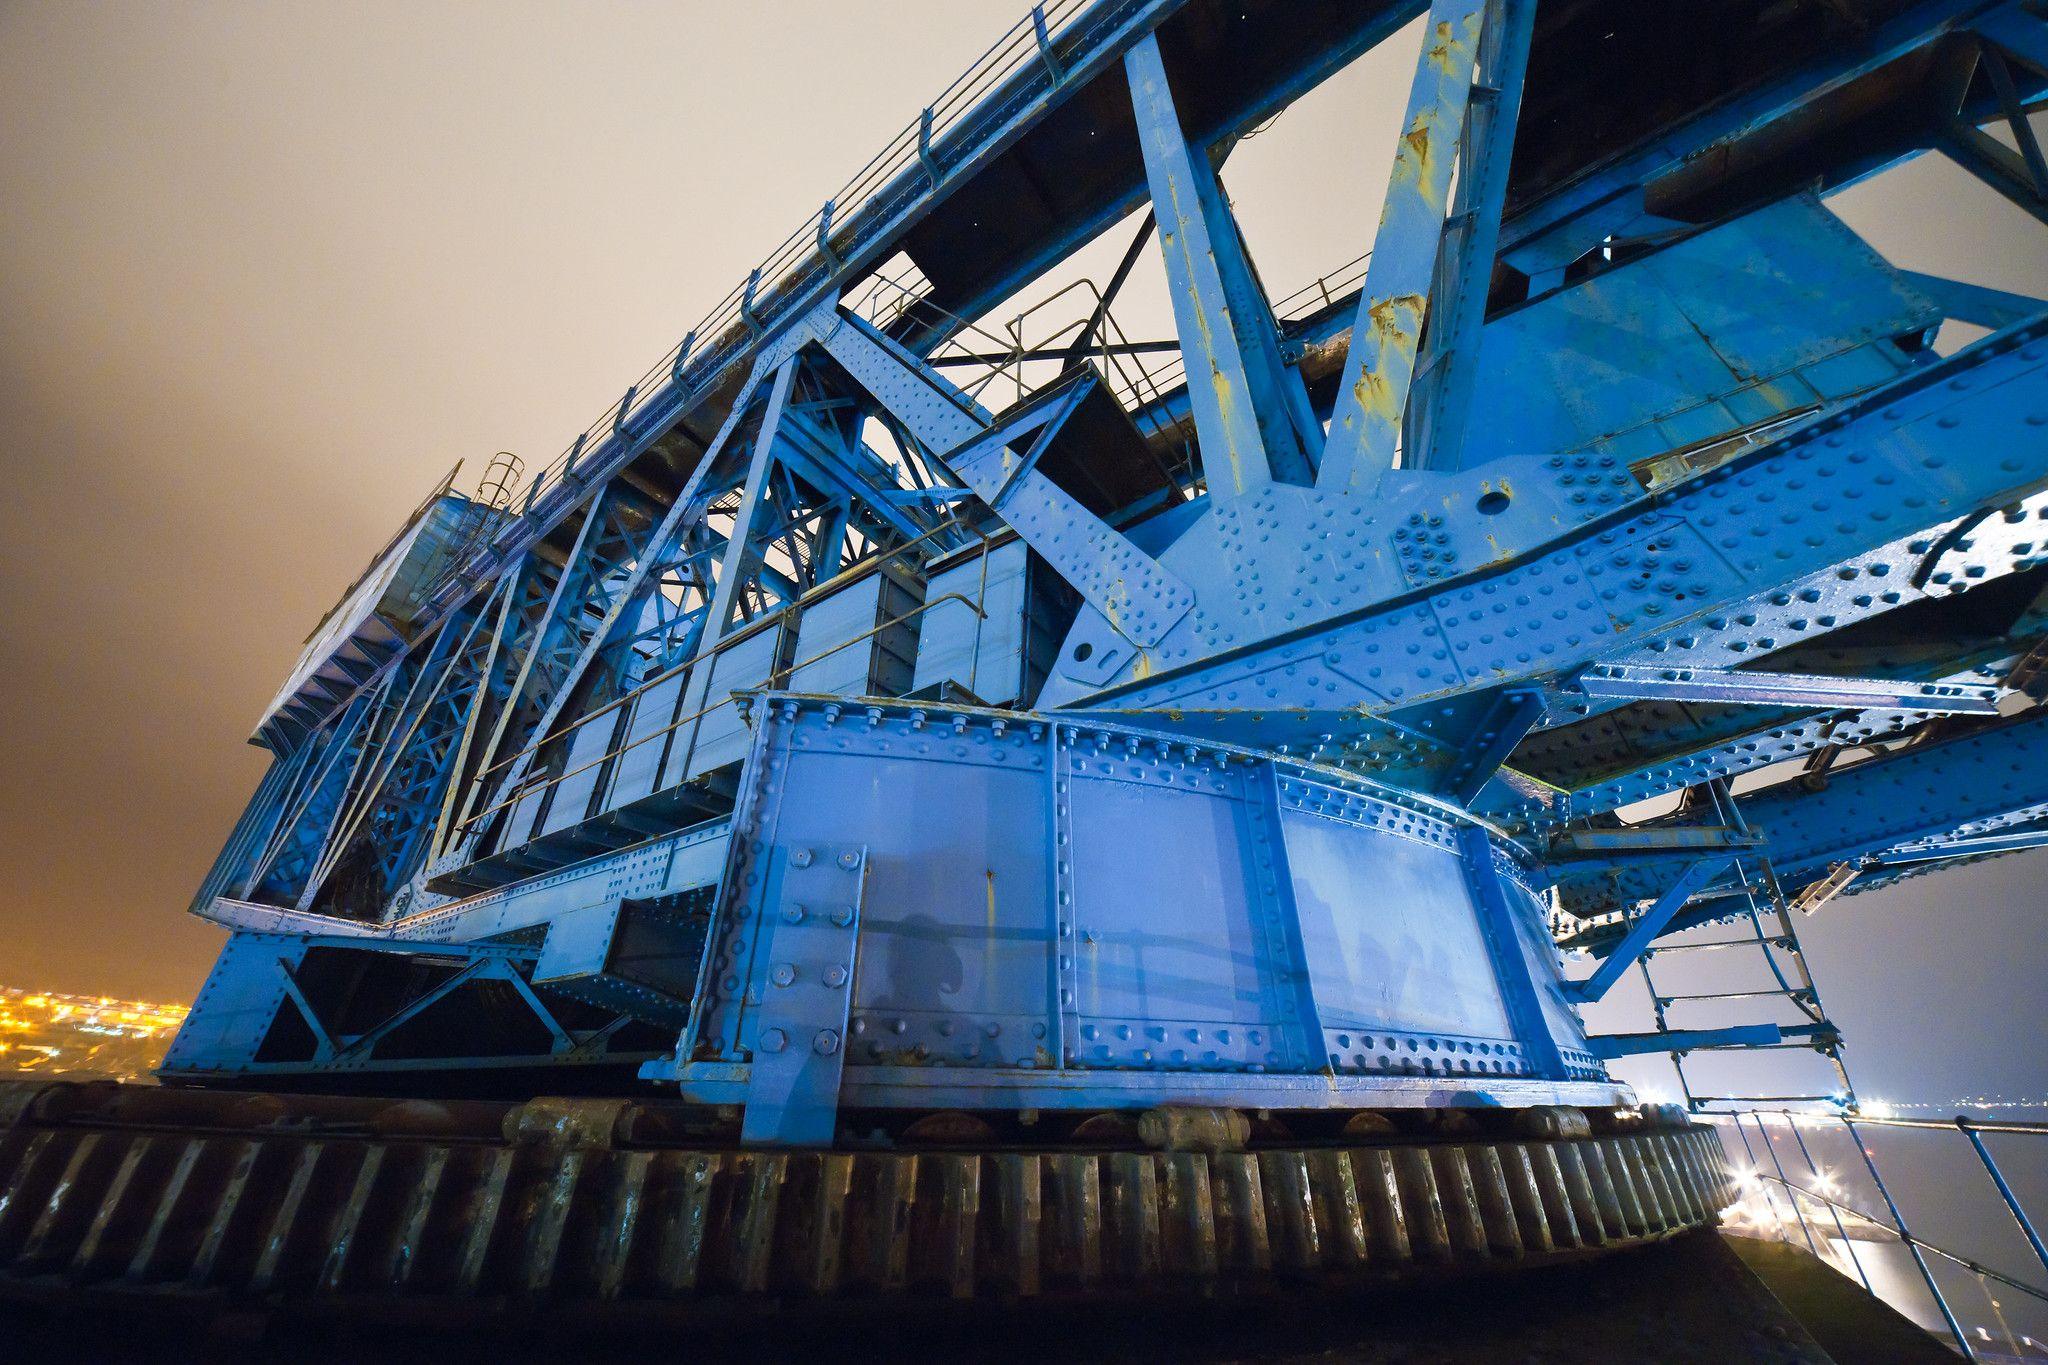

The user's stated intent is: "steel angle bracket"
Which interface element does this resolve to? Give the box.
[738,843,869,1147]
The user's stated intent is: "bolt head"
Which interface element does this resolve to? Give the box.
[759,1028,788,1054]
[813,1030,840,1055]
[824,965,848,988]
[789,848,814,868]
[771,963,797,987]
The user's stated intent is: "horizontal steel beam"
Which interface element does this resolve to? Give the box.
[1575,664,2003,714]
[1586,1024,1783,1059]
[1866,826,2048,866]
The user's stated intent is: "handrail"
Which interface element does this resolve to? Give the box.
[1846,1113,2048,1138]
[453,518,1003,843]
[457,590,994,837]
[470,517,988,789]
[1742,1168,2048,1305]
[1712,1108,2048,1360]
[424,0,1113,597]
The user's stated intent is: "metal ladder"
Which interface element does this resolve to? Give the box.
[1630,779,1858,1116]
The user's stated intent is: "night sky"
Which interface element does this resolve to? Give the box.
[1,2,2043,1125]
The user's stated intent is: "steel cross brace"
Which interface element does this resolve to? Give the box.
[1564,855,1733,1005]
[1125,28,1316,500]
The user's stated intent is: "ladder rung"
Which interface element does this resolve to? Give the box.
[1654,998,1818,1010]
[1648,936,1788,954]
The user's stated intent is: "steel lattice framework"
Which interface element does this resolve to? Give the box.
[163,0,2048,1164]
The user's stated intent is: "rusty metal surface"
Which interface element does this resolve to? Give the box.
[0,1080,1729,1312]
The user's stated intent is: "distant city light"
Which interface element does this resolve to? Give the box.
[0,986,188,1084]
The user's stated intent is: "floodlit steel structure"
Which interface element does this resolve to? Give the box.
[14,0,2048,1316]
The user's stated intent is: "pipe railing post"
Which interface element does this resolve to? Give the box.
[1787,1116,1875,1293]
[1958,1116,2048,1287]
[1842,1115,1979,1360]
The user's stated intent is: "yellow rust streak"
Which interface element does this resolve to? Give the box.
[985,869,998,999]
[1350,293,1426,424]
[1154,122,1256,497]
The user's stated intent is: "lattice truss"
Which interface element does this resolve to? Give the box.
[169,0,2048,1130]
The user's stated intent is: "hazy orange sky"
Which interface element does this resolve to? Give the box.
[2,1,2045,1109]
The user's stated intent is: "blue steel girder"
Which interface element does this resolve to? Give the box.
[947,372,1197,658]
[1126,29,1317,500]
[360,0,2046,704]
[1511,492,2048,809]
[1320,0,1487,492]
[428,307,995,881]
[1404,0,1536,475]
[1935,28,2048,225]
[167,0,2048,1106]
[249,681,396,904]
[231,695,371,903]
[451,481,665,858]
[438,360,785,866]
[431,552,565,856]
[296,594,499,913]
[158,931,655,1079]
[1572,663,2002,714]
[1496,1,2048,274]
[1556,703,2048,936]
[1043,315,2048,731]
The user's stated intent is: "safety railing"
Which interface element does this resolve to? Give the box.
[1714,1110,2048,1360]
[409,0,1137,608]
[450,517,1005,854]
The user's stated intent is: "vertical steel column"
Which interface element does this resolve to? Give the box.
[1785,1117,1874,1293]
[1406,0,1536,471]
[1457,827,1568,1078]
[1125,31,1315,500]
[1320,0,1487,492]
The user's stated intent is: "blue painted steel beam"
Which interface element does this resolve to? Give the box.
[1071,315,2048,717]
[1126,31,1315,499]
[1564,855,1733,1005]
[1406,0,1535,474]
[1864,825,2048,866]
[1557,705,2048,931]
[1574,663,2003,714]
[1320,0,1487,492]
[1587,1024,1783,1059]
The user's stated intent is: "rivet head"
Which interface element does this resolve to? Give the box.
[759,1028,788,1053]
[813,1030,840,1055]
[771,963,797,987]
[789,848,813,868]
